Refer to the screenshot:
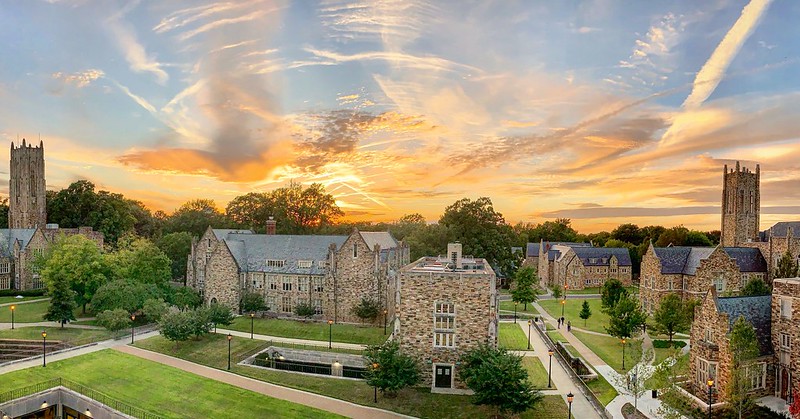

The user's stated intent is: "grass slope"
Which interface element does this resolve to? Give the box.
[498,323,530,350]
[0,300,88,323]
[0,326,116,345]
[538,299,609,334]
[226,317,387,345]
[522,356,553,390]
[0,349,342,419]
[571,330,641,373]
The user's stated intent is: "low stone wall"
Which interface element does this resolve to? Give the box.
[554,341,598,381]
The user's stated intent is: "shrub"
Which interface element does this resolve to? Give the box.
[240,291,266,313]
[351,297,381,322]
[294,303,316,318]
[97,308,132,332]
[364,341,420,397]
[142,298,169,322]
[653,340,687,349]
[207,303,235,329]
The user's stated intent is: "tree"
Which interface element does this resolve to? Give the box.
[294,303,316,318]
[601,278,629,312]
[685,230,713,246]
[521,218,579,243]
[164,199,230,237]
[108,237,172,290]
[727,316,761,419]
[550,283,563,299]
[156,232,193,282]
[611,224,644,244]
[270,182,344,234]
[0,197,8,228]
[142,298,169,322]
[459,344,543,416]
[240,291,267,313]
[351,297,381,322]
[127,199,160,239]
[389,213,427,241]
[363,341,420,397]
[169,287,203,311]
[189,307,213,338]
[225,192,276,233]
[775,250,799,279]
[652,293,690,344]
[403,223,450,261]
[43,267,77,327]
[605,295,647,342]
[97,308,132,332]
[579,300,592,327]
[438,197,519,278]
[511,266,539,310]
[159,310,194,348]
[655,226,689,247]
[40,234,109,314]
[740,278,770,296]
[207,303,235,330]
[90,279,162,314]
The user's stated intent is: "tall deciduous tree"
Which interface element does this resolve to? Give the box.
[775,250,799,279]
[159,310,194,348]
[96,308,132,332]
[740,278,770,296]
[225,192,276,232]
[579,300,592,327]
[403,223,450,261]
[165,199,230,237]
[601,278,629,312]
[389,213,427,241]
[271,182,344,234]
[364,341,420,397]
[108,237,172,290]
[459,344,543,416]
[727,316,761,419]
[43,266,77,327]
[156,232,193,282]
[47,180,137,245]
[605,295,647,342]
[40,234,109,314]
[652,293,691,344]
[90,279,162,314]
[511,266,539,310]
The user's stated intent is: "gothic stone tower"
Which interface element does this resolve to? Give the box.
[721,161,760,247]
[9,139,46,229]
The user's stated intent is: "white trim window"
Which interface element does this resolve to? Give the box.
[313,277,324,293]
[266,296,276,311]
[781,298,792,319]
[713,277,725,293]
[268,275,278,290]
[434,301,456,348]
[0,262,9,274]
[434,332,454,347]
[266,259,285,268]
[313,299,323,315]
[696,357,717,387]
[298,260,312,269]
[298,277,309,292]
[281,296,292,313]
[282,276,293,291]
[781,333,791,350]
[747,363,767,390]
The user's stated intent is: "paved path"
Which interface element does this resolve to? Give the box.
[510,319,603,419]
[115,345,410,419]
[0,321,103,331]
[0,298,49,307]
[215,328,367,350]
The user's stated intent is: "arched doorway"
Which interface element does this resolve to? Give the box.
[780,367,790,400]
[210,297,218,305]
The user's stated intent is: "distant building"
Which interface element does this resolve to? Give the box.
[535,241,632,290]
[395,243,498,393]
[9,139,46,229]
[186,226,409,324]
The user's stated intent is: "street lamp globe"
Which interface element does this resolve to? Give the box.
[548,349,554,357]
[567,392,574,403]
[707,379,714,388]
[41,331,46,339]
[227,333,232,341]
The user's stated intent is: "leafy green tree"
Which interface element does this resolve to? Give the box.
[0,197,8,228]
[90,279,161,313]
[685,298,701,322]
[240,291,267,313]
[108,237,172,290]
[352,297,381,322]
[190,307,213,338]
[520,218,579,243]
[579,300,592,326]
[611,224,644,244]
[550,283,563,299]
[142,298,169,322]
[388,213,427,241]
[459,344,543,416]
[294,303,316,318]
[605,295,647,342]
[655,226,689,247]
[97,308,132,332]
[685,230,713,246]
[601,278,629,311]
[40,234,109,314]
[727,316,761,419]
[164,199,231,237]
[159,310,194,348]
[652,293,690,344]
[207,303,235,330]
[741,278,771,296]
[511,266,539,310]
[584,230,611,247]
[156,232,193,282]
[43,267,77,327]
[439,197,519,278]
[225,192,276,233]
[127,199,160,239]
[169,287,203,311]
[364,341,420,397]
[404,223,450,261]
[270,182,344,234]
[775,250,799,279]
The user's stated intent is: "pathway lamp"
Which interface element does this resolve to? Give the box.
[130,314,136,344]
[621,338,626,371]
[328,320,334,349]
[548,348,554,388]
[514,301,518,323]
[383,309,388,335]
[567,392,574,419]
[527,320,532,350]
[42,331,47,367]
[227,334,233,370]
[707,379,714,419]
[250,312,255,339]
[561,299,566,318]
[372,363,380,403]
[9,305,14,330]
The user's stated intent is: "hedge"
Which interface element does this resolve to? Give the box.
[0,289,47,297]
[652,340,687,349]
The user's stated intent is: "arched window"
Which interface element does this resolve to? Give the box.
[210,297,218,305]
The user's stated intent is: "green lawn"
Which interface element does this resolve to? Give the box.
[226,317,387,345]
[135,334,567,419]
[0,296,46,304]
[562,286,638,295]
[0,349,342,419]
[571,330,641,373]
[499,300,539,315]
[586,373,619,406]
[0,326,117,345]
[498,323,530,350]
[522,356,553,389]
[653,345,682,366]
[538,299,609,334]
[0,300,90,323]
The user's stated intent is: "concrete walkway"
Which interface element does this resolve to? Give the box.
[0,298,50,307]
[510,319,603,419]
[115,345,410,419]
[214,328,367,350]
[0,320,103,331]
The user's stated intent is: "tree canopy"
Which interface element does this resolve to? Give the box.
[601,278,629,311]
[40,234,109,314]
[363,341,420,397]
[776,250,799,279]
[511,266,539,310]
[605,295,647,341]
[652,293,691,343]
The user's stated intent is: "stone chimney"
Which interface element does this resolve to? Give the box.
[447,242,463,270]
[265,216,276,235]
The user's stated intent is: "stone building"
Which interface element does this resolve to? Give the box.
[639,245,767,313]
[395,243,497,393]
[721,162,760,247]
[689,288,774,403]
[9,139,46,229]
[772,278,800,403]
[186,226,409,324]
[536,241,591,286]
[534,241,632,290]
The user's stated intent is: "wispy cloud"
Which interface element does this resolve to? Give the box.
[105,4,169,84]
[51,69,104,88]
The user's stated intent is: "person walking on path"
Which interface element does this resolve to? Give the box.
[567,321,571,332]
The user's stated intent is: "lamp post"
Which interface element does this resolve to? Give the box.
[548,348,554,388]
[227,333,232,370]
[10,305,14,330]
[707,379,714,419]
[383,309,388,335]
[42,331,47,367]
[130,314,136,344]
[514,301,518,323]
[527,320,532,350]
[562,283,568,317]
[328,320,333,349]
[621,338,626,371]
[567,392,574,419]
[372,363,379,403]
[250,312,255,339]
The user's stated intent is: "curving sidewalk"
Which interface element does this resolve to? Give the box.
[214,328,367,350]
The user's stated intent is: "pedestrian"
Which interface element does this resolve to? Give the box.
[567,321,571,332]
[557,318,561,329]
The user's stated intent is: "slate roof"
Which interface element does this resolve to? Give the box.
[722,248,767,272]
[0,229,37,257]
[653,246,767,275]
[359,231,398,251]
[212,229,254,240]
[572,247,632,266]
[765,222,800,238]
[716,295,773,356]
[225,234,348,275]
[526,243,540,258]
[542,242,591,261]
[652,247,693,274]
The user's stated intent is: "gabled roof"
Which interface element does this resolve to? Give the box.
[359,231,398,252]
[716,295,773,356]
[212,229,254,240]
[0,229,37,257]
[652,247,693,274]
[765,222,800,238]
[526,243,540,258]
[722,247,767,272]
[653,246,767,275]
[226,234,348,275]
[572,247,632,266]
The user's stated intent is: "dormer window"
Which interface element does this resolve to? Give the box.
[298,260,312,269]
[266,259,285,268]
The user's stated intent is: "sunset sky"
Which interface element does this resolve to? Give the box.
[1,0,799,232]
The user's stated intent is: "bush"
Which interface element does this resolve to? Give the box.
[207,303,235,328]
[168,286,202,311]
[294,303,316,318]
[351,297,381,322]
[240,291,266,313]
[0,289,46,297]
[159,310,194,347]
[142,298,169,322]
[91,279,162,314]
[653,340,687,349]
[97,308,132,332]
[364,341,420,397]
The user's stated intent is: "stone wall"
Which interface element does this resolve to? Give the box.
[554,248,633,291]
[17,229,48,290]
[691,247,742,297]
[396,263,497,390]
[721,163,759,247]
[9,140,46,230]
[204,242,241,310]
[325,232,381,324]
[772,278,800,401]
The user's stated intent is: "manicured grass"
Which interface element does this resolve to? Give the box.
[226,317,387,345]
[586,373,619,406]
[0,300,89,323]
[0,349,342,418]
[0,326,117,345]
[0,296,46,304]
[499,300,539,315]
[72,319,99,326]
[522,356,553,389]
[538,299,609,334]
[653,345,681,366]
[562,286,638,295]
[571,330,641,373]
[498,323,530,350]
[135,334,568,419]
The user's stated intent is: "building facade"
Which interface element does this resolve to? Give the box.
[772,278,800,403]
[721,162,760,247]
[9,139,46,230]
[186,227,409,324]
[535,241,632,290]
[395,243,498,393]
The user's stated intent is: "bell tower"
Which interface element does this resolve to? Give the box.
[9,139,47,229]
[720,161,759,247]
